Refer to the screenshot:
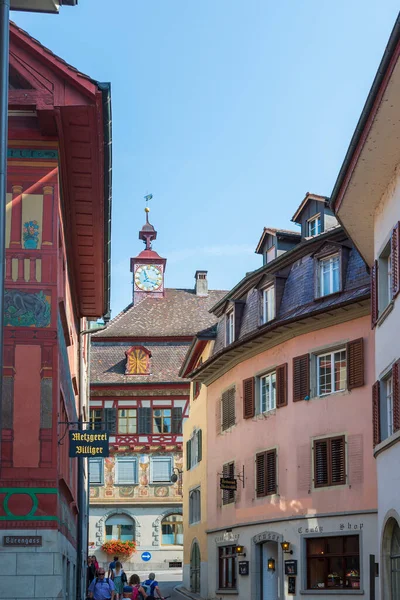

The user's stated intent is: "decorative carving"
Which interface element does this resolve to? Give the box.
[125,346,151,375]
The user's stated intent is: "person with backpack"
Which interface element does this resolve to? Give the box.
[128,574,148,600]
[111,561,127,599]
[87,568,116,600]
[142,573,163,599]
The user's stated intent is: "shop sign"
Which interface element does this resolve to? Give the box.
[297,522,364,534]
[239,561,249,576]
[288,576,296,595]
[69,430,109,457]
[285,560,297,575]
[253,531,280,544]
[4,536,42,547]
[220,477,237,491]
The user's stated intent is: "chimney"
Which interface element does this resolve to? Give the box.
[195,270,208,297]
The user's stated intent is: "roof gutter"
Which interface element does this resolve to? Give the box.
[97,82,112,320]
[330,14,400,211]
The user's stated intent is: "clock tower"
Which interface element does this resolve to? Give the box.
[130,205,167,305]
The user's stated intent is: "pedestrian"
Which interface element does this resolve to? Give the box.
[111,560,127,599]
[128,574,148,599]
[142,573,162,599]
[87,557,96,587]
[87,568,116,600]
[122,586,133,599]
[92,555,100,574]
[108,555,119,578]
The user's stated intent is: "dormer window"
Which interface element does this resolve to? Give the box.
[262,286,275,323]
[318,254,340,297]
[308,214,321,237]
[226,310,234,345]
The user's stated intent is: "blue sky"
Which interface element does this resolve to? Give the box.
[12,1,399,317]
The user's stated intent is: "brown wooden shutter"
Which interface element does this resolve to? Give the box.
[347,338,364,390]
[266,449,277,494]
[392,222,400,298]
[314,439,328,487]
[221,391,229,431]
[393,361,400,433]
[330,436,346,485]
[216,397,222,435]
[223,462,235,504]
[228,387,235,428]
[256,452,266,497]
[371,260,379,328]
[372,380,381,447]
[276,363,288,407]
[186,440,191,471]
[243,378,255,419]
[293,354,310,402]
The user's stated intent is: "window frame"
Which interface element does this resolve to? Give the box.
[153,408,172,434]
[318,253,341,297]
[218,545,237,590]
[90,409,103,431]
[262,285,275,324]
[313,435,346,489]
[115,456,138,485]
[308,214,322,237]
[378,240,393,313]
[316,348,347,397]
[89,457,103,485]
[105,514,135,542]
[150,455,173,484]
[161,513,183,546]
[304,533,360,592]
[189,486,201,525]
[226,310,234,345]
[258,370,277,413]
[118,408,137,434]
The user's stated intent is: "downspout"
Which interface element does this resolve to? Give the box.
[77,323,107,600]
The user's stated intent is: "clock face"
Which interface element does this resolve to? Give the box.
[135,264,163,292]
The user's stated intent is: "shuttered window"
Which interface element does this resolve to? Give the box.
[150,456,173,483]
[222,462,235,505]
[371,260,379,328]
[372,381,381,447]
[243,377,255,419]
[116,457,137,484]
[189,487,201,524]
[393,360,400,433]
[392,222,400,298]
[276,363,288,407]
[172,407,183,434]
[317,349,346,396]
[138,407,151,434]
[314,436,346,487]
[222,388,235,431]
[256,449,277,497]
[347,338,364,390]
[293,354,310,402]
[187,429,202,470]
[104,408,117,433]
[89,458,103,485]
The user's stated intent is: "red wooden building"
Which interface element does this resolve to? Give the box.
[0,22,111,600]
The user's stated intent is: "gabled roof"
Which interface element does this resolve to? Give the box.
[179,324,217,378]
[291,192,329,224]
[255,227,301,254]
[93,289,227,339]
[9,22,112,318]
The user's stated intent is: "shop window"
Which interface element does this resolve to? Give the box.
[161,514,183,545]
[306,535,360,590]
[105,513,135,542]
[218,546,237,589]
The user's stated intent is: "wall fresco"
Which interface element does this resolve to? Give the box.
[4,289,50,327]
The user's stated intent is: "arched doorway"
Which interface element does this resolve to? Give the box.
[190,541,201,593]
[105,513,135,541]
[391,521,400,597]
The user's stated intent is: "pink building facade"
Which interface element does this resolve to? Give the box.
[188,197,378,599]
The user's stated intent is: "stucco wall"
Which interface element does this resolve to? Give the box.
[206,316,376,532]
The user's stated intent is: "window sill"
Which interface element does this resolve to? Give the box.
[253,409,276,420]
[114,483,138,486]
[215,589,238,595]
[374,429,400,458]
[312,483,348,492]
[300,590,364,595]
[377,300,394,327]
[314,290,342,302]
[189,520,201,527]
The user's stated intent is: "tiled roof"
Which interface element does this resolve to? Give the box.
[91,342,191,384]
[95,289,228,338]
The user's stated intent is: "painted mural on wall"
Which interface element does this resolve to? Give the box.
[4,289,51,327]
[23,220,40,249]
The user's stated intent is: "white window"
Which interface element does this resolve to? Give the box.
[259,371,276,412]
[308,215,321,237]
[115,457,137,485]
[150,456,173,483]
[89,458,103,485]
[318,254,340,297]
[386,375,394,437]
[378,242,393,311]
[262,286,275,323]
[317,349,347,396]
[189,487,201,525]
[226,311,234,345]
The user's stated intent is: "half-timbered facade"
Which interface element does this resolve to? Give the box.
[0,23,111,600]
[89,210,226,571]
